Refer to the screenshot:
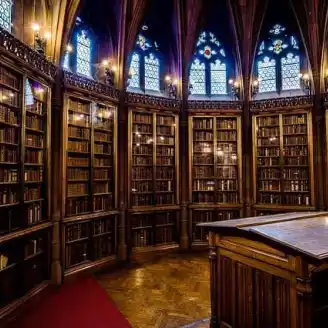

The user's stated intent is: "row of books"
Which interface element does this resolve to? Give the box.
[26,203,42,225]
[68,168,89,180]
[69,126,90,139]
[0,127,17,144]
[68,113,90,127]
[156,126,174,135]
[26,116,43,131]
[0,168,18,183]
[0,106,18,125]
[156,147,174,156]
[68,100,89,114]
[157,116,174,126]
[156,181,173,192]
[157,137,174,146]
[26,101,44,115]
[67,183,88,197]
[133,156,152,165]
[134,125,152,134]
[68,141,89,152]
[94,144,111,154]
[94,183,109,194]
[26,134,43,148]
[24,187,41,201]
[94,195,113,211]
[156,157,174,165]
[0,147,17,163]
[25,150,43,164]
[94,168,110,180]
[283,135,307,145]
[24,238,43,259]
[95,132,110,142]
[258,193,310,205]
[0,67,19,89]
[133,113,152,124]
[193,180,237,191]
[0,189,17,205]
[257,127,279,137]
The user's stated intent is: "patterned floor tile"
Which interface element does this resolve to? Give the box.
[96,253,210,328]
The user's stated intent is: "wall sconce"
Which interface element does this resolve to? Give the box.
[126,68,135,88]
[188,82,193,95]
[32,23,50,55]
[251,79,260,98]
[228,79,241,100]
[299,73,311,95]
[165,75,178,98]
[102,59,117,86]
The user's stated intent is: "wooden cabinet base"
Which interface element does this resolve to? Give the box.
[201,212,328,328]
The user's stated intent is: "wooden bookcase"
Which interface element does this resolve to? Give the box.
[252,111,315,212]
[188,114,243,245]
[61,93,118,273]
[0,64,52,310]
[128,109,180,252]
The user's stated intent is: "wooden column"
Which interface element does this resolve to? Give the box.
[117,91,128,261]
[312,91,325,210]
[209,232,218,328]
[179,81,189,249]
[51,68,63,285]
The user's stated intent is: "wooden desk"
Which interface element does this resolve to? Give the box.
[199,212,328,328]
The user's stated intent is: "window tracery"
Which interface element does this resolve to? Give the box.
[189,32,228,96]
[0,0,12,32]
[256,24,301,94]
[76,31,92,77]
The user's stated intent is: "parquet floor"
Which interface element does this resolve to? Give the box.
[96,253,211,328]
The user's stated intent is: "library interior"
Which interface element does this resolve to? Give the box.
[1,0,328,327]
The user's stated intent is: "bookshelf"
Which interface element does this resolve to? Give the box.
[252,112,314,211]
[128,110,179,251]
[62,94,118,272]
[0,64,51,310]
[188,115,243,245]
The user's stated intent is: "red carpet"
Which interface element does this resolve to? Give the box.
[10,277,132,328]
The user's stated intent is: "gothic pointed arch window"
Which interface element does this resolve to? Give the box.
[0,0,12,32]
[128,26,161,93]
[256,24,301,94]
[76,30,92,77]
[189,32,228,96]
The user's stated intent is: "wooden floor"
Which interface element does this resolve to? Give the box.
[96,253,211,328]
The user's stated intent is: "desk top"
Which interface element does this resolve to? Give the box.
[199,212,328,260]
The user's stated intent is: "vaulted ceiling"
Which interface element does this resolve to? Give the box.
[16,0,328,95]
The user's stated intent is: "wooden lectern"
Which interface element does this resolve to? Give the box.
[199,212,328,328]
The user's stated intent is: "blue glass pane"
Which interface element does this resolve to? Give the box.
[63,52,70,70]
[190,59,206,95]
[145,53,160,91]
[258,57,276,93]
[76,32,91,77]
[210,60,227,94]
[281,53,300,90]
[0,0,11,32]
[129,53,140,88]
[25,80,34,106]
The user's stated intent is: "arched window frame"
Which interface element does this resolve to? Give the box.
[62,20,95,78]
[128,31,163,93]
[256,24,304,94]
[189,31,230,96]
[0,0,13,32]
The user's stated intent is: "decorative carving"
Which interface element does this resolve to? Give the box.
[64,71,120,100]
[188,100,243,110]
[250,95,313,112]
[127,92,181,110]
[0,27,56,79]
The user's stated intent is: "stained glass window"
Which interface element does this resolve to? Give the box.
[256,24,302,94]
[211,60,227,94]
[190,59,206,95]
[258,57,277,93]
[76,31,92,77]
[281,53,300,90]
[25,80,34,106]
[189,32,228,96]
[0,0,12,32]
[145,53,160,91]
[129,52,140,88]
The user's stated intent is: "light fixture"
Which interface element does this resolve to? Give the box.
[251,79,259,98]
[126,68,136,87]
[229,79,241,100]
[102,59,116,86]
[66,44,73,53]
[32,23,50,55]
[165,75,178,98]
[299,72,311,95]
